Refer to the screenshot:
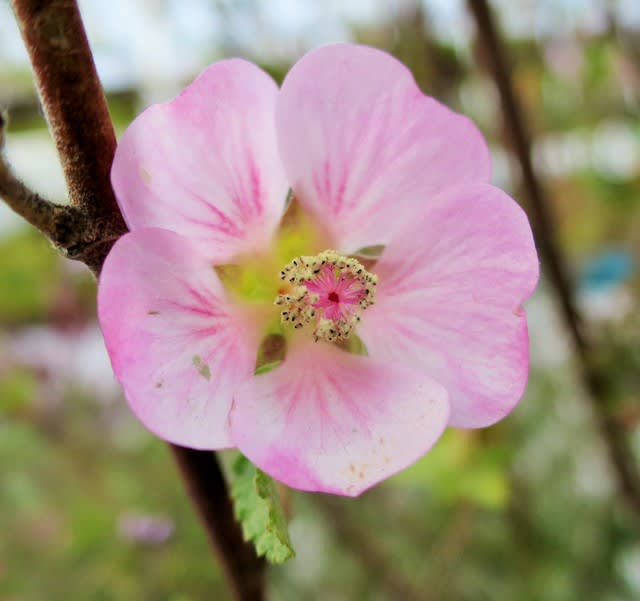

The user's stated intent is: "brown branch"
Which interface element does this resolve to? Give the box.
[0,111,91,255]
[467,0,640,519]
[172,447,266,601]
[10,0,127,274]
[10,1,267,597]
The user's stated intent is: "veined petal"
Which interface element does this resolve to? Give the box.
[97,228,257,449]
[230,340,449,496]
[276,43,491,252]
[358,184,539,428]
[112,60,287,264]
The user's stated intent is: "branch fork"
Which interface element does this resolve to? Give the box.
[0,114,106,262]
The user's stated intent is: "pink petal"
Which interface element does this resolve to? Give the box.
[97,228,257,449]
[111,60,288,264]
[276,43,491,252]
[358,184,539,428]
[230,339,449,496]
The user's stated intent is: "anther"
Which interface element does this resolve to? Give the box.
[274,249,378,344]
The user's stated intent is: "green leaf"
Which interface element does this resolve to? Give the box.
[230,455,295,564]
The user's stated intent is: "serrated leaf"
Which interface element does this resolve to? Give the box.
[230,455,295,564]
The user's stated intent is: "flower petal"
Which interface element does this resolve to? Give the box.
[98,228,257,449]
[112,60,287,263]
[230,340,449,496]
[276,43,491,252]
[358,184,539,428]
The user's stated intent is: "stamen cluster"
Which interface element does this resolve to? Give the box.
[275,250,377,343]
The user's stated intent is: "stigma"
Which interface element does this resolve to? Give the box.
[275,250,377,343]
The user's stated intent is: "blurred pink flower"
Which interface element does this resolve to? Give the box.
[98,43,539,496]
[118,511,174,546]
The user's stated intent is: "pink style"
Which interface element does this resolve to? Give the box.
[97,43,539,496]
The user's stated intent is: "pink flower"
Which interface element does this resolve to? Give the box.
[98,44,539,496]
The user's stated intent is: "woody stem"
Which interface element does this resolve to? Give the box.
[9,1,266,598]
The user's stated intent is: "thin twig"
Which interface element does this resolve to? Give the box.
[9,1,267,597]
[467,0,640,519]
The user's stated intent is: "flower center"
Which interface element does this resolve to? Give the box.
[275,249,377,343]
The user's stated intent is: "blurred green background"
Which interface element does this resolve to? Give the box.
[1,1,640,599]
